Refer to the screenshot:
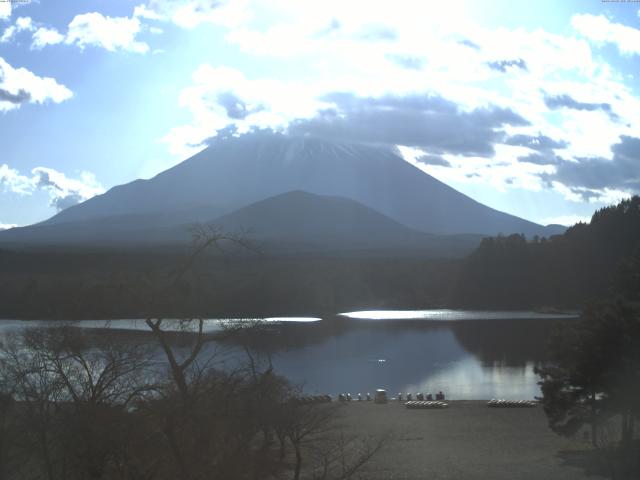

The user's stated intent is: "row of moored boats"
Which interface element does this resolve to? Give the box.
[487,399,537,408]
[293,393,537,408]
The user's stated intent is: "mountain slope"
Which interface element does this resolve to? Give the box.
[207,190,440,252]
[0,206,223,246]
[0,191,484,256]
[38,132,561,237]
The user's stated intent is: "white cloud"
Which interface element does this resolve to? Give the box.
[0,6,152,53]
[32,167,104,210]
[136,0,251,29]
[0,163,33,194]
[163,64,325,157]
[157,2,640,204]
[0,222,18,231]
[31,26,64,48]
[66,12,149,53]
[6,10,151,53]
[15,16,32,30]
[1,15,34,42]
[0,2,10,21]
[133,3,165,21]
[401,144,555,197]
[0,57,72,111]
[572,14,640,56]
[0,25,15,42]
[0,164,104,211]
[549,181,631,204]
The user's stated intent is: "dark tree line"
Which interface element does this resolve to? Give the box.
[454,196,640,309]
[0,253,458,320]
[530,198,640,478]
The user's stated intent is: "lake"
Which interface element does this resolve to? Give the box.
[0,310,578,400]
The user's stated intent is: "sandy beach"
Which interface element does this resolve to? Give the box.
[337,401,606,480]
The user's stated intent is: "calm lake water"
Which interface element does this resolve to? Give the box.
[0,310,578,400]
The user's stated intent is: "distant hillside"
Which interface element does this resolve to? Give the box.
[27,131,561,237]
[0,191,483,256]
[0,206,223,246]
[207,191,483,255]
[212,190,419,244]
[453,196,640,308]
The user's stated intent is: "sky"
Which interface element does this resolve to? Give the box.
[1,0,640,229]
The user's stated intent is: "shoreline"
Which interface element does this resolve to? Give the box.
[0,309,581,322]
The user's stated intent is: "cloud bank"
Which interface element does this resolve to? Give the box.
[154,2,640,205]
[572,14,640,56]
[288,92,528,156]
[539,135,640,201]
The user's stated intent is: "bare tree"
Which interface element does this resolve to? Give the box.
[0,390,14,480]
[0,327,158,480]
[0,225,388,480]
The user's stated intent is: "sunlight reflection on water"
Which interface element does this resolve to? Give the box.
[339,309,578,321]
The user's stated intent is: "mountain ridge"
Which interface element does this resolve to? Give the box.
[1,132,565,252]
[0,190,485,257]
[40,132,563,236]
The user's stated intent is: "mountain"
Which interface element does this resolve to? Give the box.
[213,190,427,245]
[0,190,484,256]
[205,190,483,255]
[34,132,562,237]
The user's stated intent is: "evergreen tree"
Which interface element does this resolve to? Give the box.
[536,301,640,449]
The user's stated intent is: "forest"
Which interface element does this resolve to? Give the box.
[1,196,639,318]
[453,196,640,309]
[0,250,459,319]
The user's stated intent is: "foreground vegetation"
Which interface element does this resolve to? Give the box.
[535,301,640,479]
[532,200,640,478]
[0,322,387,480]
[0,232,390,480]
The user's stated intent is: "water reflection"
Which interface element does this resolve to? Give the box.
[0,314,574,399]
[451,318,561,366]
[403,358,541,400]
[264,320,557,399]
[340,309,578,321]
